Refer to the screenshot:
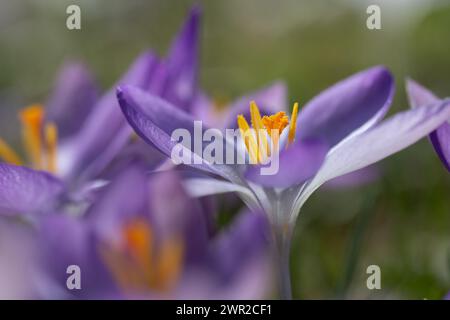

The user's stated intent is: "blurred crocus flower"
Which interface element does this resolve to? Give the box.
[35,163,272,299]
[192,81,288,129]
[0,6,201,192]
[117,66,450,298]
[0,6,202,221]
[59,7,201,185]
[406,80,450,171]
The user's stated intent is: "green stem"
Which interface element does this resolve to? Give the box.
[336,188,379,298]
[273,223,293,300]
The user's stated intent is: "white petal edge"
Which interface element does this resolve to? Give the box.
[183,178,261,211]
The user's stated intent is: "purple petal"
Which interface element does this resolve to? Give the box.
[148,6,201,111]
[199,210,272,299]
[0,163,65,216]
[148,170,209,264]
[86,162,148,242]
[406,79,450,171]
[223,81,288,129]
[209,210,269,280]
[244,139,329,188]
[46,62,98,139]
[37,215,117,299]
[118,85,244,184]
[297,66,394,147]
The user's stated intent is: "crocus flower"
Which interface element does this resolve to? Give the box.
[0,6,201,193]
[35,163,272,299]
[406,79,450,171]
[58,6,201,185]
[0,6,202,223]
[117,65,450,298]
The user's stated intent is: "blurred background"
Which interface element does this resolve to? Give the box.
[0,0,449,299]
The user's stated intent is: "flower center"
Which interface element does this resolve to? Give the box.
[237,101,299,163]
[0,105,59,173]
[101,218,183,294]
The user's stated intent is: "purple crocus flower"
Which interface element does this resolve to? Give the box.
[0,6,202,222]
[117,65,450,298]
[35,163,272,299]
[58,6,202,185]
[406,79,450,171]
[0,6,201,194]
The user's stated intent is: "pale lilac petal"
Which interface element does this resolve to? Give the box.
[406,79,440,108]
[305,99,450,200]
[183,178,260,212]
[0,163,65,216]
[406,79,450,171]
[297,66,394,146]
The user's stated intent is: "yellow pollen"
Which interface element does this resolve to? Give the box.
[237,101,300,163]
[44,123,58,173]
[153,236,183,291]
[0,138,23,165]
[19,105,44,170]
[102,218,184,293]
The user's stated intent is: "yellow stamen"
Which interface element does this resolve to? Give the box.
[0,138,23,165]
[44,123,58,173]
[237,115,259,164]
[237,101,300,162]
[123,219,153,271]
[153,237,183,291]
[102,218,184,293]
[19,105,44,169]
[250,101,269,160]
[287,102,299,147]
